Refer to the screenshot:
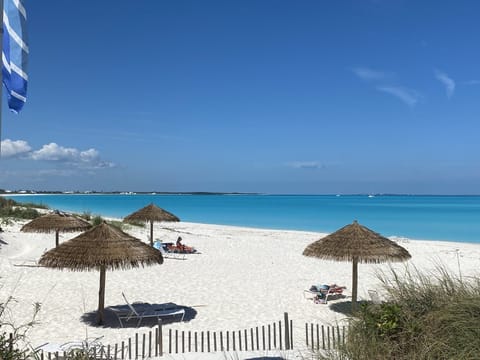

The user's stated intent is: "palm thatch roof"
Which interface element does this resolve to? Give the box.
[39,221,164,271]
[303,220,411,264]
[124,203,179,223]
[21,210,92,233]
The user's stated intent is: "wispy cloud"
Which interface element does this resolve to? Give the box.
[377,86,422,107]
[1,139,115,169]
[287,161,324,169]
[352,67,391,81]
[434,70,455,98]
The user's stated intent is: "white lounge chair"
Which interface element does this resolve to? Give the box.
[304,284,346,304]
[110,293,185,327]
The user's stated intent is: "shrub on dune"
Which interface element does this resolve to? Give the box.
[331,266,480,360]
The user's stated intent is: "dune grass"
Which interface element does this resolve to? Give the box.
[330,266,480,360]
[0,197,42,222]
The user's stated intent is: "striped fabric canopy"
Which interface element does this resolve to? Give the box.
[2,0,28,113]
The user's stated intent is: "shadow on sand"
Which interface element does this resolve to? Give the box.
[328,300,369,316]
[80,304,197,328]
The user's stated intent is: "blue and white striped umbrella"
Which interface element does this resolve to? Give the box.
[2,0,28,113]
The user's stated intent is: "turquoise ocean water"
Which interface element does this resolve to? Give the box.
[6,194,480,243]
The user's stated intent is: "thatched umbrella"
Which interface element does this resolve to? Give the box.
[21,210,92,247]
[39,221,163,325]
[303,220,411,311]
[123,203,180,246]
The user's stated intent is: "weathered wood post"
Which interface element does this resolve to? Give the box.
[284,312,290,350]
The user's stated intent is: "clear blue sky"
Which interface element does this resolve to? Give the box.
[1,0,479,194]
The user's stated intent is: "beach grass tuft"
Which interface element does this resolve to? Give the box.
[325,265,480,360]
[0,197,42,221]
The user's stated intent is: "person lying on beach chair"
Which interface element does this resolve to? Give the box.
[304,284,347,304]
[176,236,185,252]
[153,239,198,254]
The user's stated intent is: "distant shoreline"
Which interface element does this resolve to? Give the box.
[3,192,480,197]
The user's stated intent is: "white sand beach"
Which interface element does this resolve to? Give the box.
[1,218,480,357]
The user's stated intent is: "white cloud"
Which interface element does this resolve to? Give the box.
[79,148,100,162]
[0,139,32,158]
[352,67,391,81]
[30,143,102,165]
[377,86,422,107]
[434,70,455,98]
[288,161,323,169]
[31,143,83,161]
[1,139,114,170]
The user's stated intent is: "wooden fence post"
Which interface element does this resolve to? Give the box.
[158,319,163,357]
[273,322,277,349]
[332,326,336,348]
[279,321,283,350]
[284,312,290,350]
[175,329,179,354]
[250,328,254,351]
[321,325,325,350]
[290,319,293,349]
[135,333,138,359]
[148,331,152,358]
[305,323,308,347]
[182,331,185,353]
[311,323,314,350]
[327,326,330,350]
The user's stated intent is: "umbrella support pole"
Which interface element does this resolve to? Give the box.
[55,231,59,247]
[97,266,106,325]
[150,221,154,247]
[352,257,358,312]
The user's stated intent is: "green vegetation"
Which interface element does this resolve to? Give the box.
[0,296,41,360]
[331,266,480,360]
[91,215,104,226]
[79,211,92,221]
[0,197,42,222]
[90,216,139,232]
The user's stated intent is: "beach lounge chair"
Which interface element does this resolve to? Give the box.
[110,293,185,327]
[153,240,187,260]
[304,284,346,304]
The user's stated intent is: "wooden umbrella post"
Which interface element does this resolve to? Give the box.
[97,266,106,325]
[352,257,358,312]
[55,230,60,247]
[150,220,154,247]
